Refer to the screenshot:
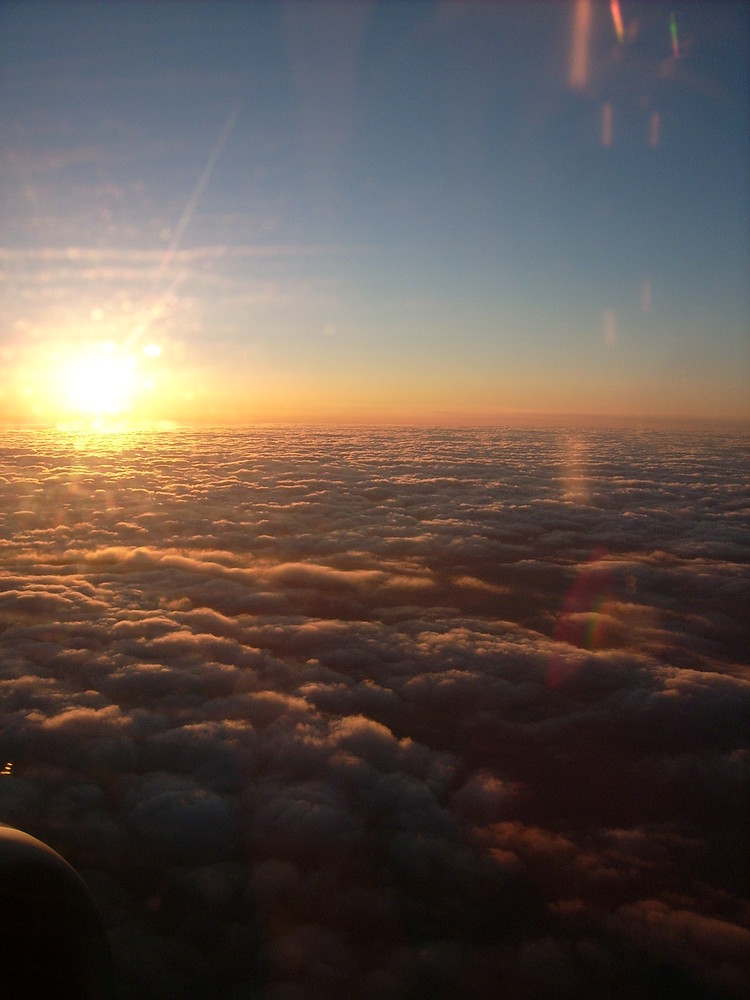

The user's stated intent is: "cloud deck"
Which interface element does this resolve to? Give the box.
[0,426,748,998]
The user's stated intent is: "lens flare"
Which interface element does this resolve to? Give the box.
[548,547,614,687]
[157,103,241,278]
[649,110,660,147]
[569,0,592,90]
[610,0,625,43]
[670,11,679,59]
[124,104,241,356]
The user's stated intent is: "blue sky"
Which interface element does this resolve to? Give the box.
[1,1,748,424]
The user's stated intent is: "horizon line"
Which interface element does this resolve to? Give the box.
[2,412,748,434]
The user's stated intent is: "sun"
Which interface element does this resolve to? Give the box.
[61,344,137,418]
[10,334,170,429]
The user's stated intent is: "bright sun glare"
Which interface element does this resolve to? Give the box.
[62,346,137,418]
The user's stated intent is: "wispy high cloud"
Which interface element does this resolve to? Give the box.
[0,244,342,263]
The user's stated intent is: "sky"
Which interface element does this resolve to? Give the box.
[1,425,748,997]
[0,0,749,427]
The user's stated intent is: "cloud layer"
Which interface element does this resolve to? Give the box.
[1,426,748,999]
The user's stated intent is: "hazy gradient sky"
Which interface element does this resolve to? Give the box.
[1,1,748,425]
